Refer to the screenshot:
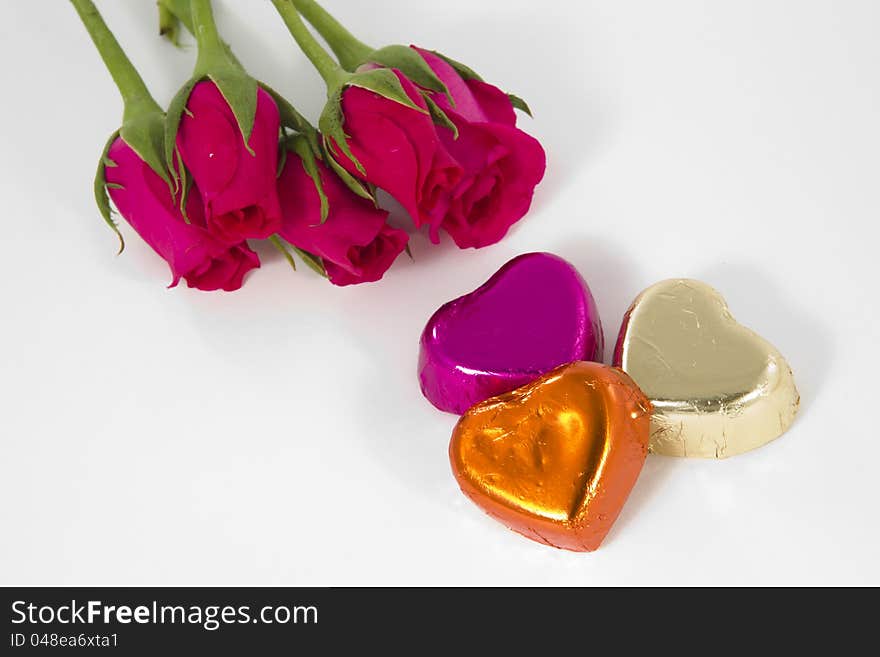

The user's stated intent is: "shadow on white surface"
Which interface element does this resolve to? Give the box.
[608,454,681,547]
[611,263,831,549]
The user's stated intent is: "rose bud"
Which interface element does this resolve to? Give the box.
[165,0,283,245]
[175,82,283,244]
[106,139,259,291]
[159,0,368,280]
[71,0,259,290]
[276,137,409,286]
[288,0,545,248]
[272,0,463,243]
[410,48,546,248]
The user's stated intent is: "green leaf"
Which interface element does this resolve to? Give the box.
[347,68,427,114]
[269,235,297,271]
[209,69,258,154]
[423,93,458,139]
[292,246,328,278]
[508,93,533,117]
[287,134,330,222]
[427,49,484,82]
[120,107,171,188]
[164,77,198,191]
[367,45,453,105]
[94,129,124,254]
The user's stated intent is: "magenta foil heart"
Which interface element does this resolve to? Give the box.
[418,252,604,413]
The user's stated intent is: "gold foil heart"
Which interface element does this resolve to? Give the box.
[614,279,799,459]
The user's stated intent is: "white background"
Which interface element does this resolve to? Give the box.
[1,0,878,586]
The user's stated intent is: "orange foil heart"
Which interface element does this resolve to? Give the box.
[449,361,652,551]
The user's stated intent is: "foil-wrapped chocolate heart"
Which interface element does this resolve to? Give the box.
[614,279,800,458]
[450,361,651,551]
[419,253,603,414]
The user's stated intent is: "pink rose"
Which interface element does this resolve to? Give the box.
[105,138,259,292]
[176,81,283,244]
[330,70,462,242]
[412,47,546,249]
[277,150,409,286]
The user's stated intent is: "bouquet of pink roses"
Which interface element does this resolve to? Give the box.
[72,0,545,291]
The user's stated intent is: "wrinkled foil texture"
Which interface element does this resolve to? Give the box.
[614,279,799,458]
[450,362,651,552]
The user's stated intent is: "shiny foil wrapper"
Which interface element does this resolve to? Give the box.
[419,252,603,414]
[614,279,799,458]
[450,361,651,552]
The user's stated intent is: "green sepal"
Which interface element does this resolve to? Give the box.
[427,49,484,82]
[94,129,125,254]
[507,93,533,117]
[164,34,259,181]
[268,236,329,279]
[120,106,172,188]
[208,69,258,154]
[184,6,259,153]
[302,127,323,160]
[319,67,427,176]
[158,0,194,42]
[318,86,362,173]
[161,0,263,171]
[321,135,373,203]
[276,144,288,179]
[291,246,328,278]
[105,183,125,190]
[158,2,181,46]
[175,148,193,224]
[346,68,427,114]
[269,235,297,271]
[164,77,198,191]
[423,93,458,139]
[285,134,330,223]
[365,45,453,105]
